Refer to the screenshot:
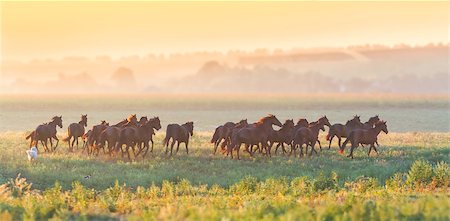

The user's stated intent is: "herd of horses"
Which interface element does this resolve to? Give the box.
[25,114,388,160]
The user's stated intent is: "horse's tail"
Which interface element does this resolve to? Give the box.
[211,127,220,143]
[25,131,34,140]
[62,128,71,142]
[326,127,334,141]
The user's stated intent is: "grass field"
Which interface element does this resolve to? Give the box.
[0,131,449,220]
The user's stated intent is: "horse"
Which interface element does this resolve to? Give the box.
[86,120,109,155]
[138,116,148,125]
[163,122,194,156]
[326,115,363,149]
[26,116,63,152]
[135,117,162,157]
[228,114,283,160]
[97,126,122,156]
[115,121,140,160]
[340,121,388,159]
[268,119,295,155]
[291,120,326,157]
[25,123,48,148]
[63,114,87,151]
[294,118,309,131]
[211,119,248,154]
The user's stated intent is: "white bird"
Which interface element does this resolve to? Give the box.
[26,147,38,162]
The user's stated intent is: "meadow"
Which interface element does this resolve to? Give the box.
[0,131,449,220]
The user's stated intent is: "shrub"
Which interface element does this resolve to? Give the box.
[433,161,449,187]
[290,176,312,196]
[386,173,406,191]
[313,172,338,192]
[230,176,257,195]
[406,160,434,188]
[345,177,379,193]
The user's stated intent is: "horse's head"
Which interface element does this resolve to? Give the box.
[52,116,63,128]
[81,114,88,127]
[369,115,380,125]
[376,121,388,134]
[183,121,194,136]
[149,117,162,131]
[284,119,295,129]
[353,115,361,123]
[296,118,309,127]
[139,116,148,125]
[265,114,282,127]
[238,119,248,126]
[319,115,331,127]
[127,114,138,124]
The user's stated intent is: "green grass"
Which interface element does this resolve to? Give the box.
[0,131,449,220]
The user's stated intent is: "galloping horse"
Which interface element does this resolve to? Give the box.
[164,122,194,156]
[362,115,380,130]
[326,115,363,149]
[268,119,295,155]
[26,116,63,152]
[136,117,162,157]
[228,114,282,159]
[341,121,388,159]
[86,120,109,155]
[211,119,248,154]
[292,119,326,157]
[63,114,87,151]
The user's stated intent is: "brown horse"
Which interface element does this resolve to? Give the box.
[63,114,87,151]
[291,121,326,157]
[211,119,248,154]
[136,117,162,157]
[326,115,363,149]
[164,122,194,156]
[138,116,148,125]
[115,121,140,160]
[97,125,122,156]
[86,120,109,155]
[294,118,309,131]
[27,116,63,152]
[228,114,282,159]
[341,121,388,159]
[268,119,295,155]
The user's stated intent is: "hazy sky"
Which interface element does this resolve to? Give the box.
[1,1,448,60]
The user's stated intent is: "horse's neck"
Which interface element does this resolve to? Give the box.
[181,125,190,137]
[369,126,383,136]
[78,120,85,127]
[47,121,57,130]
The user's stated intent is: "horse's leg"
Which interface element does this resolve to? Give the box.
[373,144,379,155]
[185,140,189,155]
[53,136,59,151]
[165,138,169,155]
[44,139,49,152]
[126,145,131,161]
[76,137,79,149]
[375,141,379,147]
[328,135,335,149]
[170,140,175,156]
[143,141,150,158]
[317,140,322,151]
[150,138,154,153]
[176,141,180,154]
[368,144,373,156]
[337,136,342,149]
[71,137,76,152]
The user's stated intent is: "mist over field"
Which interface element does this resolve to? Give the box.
[1,44,448,94]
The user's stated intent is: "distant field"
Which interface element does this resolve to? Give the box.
[0,94,449,132]
[0,131,448,220]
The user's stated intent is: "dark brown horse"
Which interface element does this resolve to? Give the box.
[228,114,282,159]
[326,115,363,149]
[164,122,194,156]
[26,116,63,152]
[136,117,162,157]
[97,125,122,156]
[341,121,388,159]
[63,114,87,151]
[294,118,309,131]
[211,119,248,154]
[362,115,380,130]
[292,121,325,157]
[268,119,295,155]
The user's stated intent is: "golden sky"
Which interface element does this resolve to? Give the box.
[1,1,448,60]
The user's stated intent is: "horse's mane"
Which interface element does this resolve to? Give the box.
[255,114,274,125]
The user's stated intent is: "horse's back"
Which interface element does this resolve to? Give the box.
[68,123,84,137]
